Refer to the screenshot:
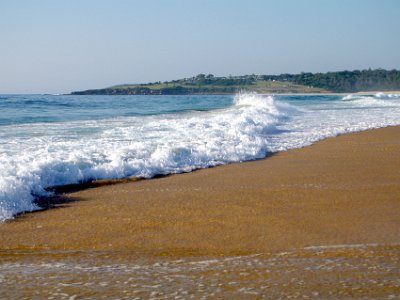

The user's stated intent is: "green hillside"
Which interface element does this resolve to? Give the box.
[71,69,400,95]
[71,74,328,95]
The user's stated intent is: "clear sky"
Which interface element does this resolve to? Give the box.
[1,0,399,94]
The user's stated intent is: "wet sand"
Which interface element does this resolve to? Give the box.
[1,126,400,298]
[1,245,399,299]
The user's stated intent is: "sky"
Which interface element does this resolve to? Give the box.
[1,0,399,94]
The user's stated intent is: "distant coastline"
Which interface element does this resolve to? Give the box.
[71,69,400,95]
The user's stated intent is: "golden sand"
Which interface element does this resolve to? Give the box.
[1,126,400,299]
[1,126,399,254]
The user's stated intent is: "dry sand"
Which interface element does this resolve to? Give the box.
[1,126,399,254]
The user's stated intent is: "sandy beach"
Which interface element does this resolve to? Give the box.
[1,126,400,298]
[1,125,400,254]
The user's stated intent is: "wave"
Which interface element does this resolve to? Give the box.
[374,92,400,99]
[341,93,399,107]
[2,92,400,222]
[0,93,295,222]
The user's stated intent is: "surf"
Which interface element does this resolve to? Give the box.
[0,94,293,221]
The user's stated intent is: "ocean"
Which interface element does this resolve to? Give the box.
[1,92,400,222]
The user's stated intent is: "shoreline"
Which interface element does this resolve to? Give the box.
[69,91,400,96]
[68,90,400,96]
[1,125,400,255]
[3,90,400,97]
[2,125,400,298]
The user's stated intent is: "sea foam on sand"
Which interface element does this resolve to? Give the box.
[1,93,400,221]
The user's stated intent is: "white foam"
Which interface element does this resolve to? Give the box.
[1,93,400,221]
[342,94,358,101]
[303,243,380,250]
[0,94,289,221]
[342,93,400,109]
[375,92,400,99]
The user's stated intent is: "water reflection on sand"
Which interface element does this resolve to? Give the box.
[1,244,399,299]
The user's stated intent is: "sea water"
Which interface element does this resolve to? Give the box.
[1,93,400,221]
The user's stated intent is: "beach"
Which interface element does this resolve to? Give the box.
[1,126,400,298]
[2,125,400,253]
[2,0,400,297]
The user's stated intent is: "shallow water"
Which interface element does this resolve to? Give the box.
[1,244,399,299]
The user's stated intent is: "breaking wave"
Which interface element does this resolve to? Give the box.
[341,93,399,107]
[0,94,295,221]
[2,92,400,222]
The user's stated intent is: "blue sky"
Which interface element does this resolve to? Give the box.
[1,0,399,94]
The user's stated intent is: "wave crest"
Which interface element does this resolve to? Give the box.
[341,93,399,107]
[0,94,293,222]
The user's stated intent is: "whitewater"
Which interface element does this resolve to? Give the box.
[1,93,400,222]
